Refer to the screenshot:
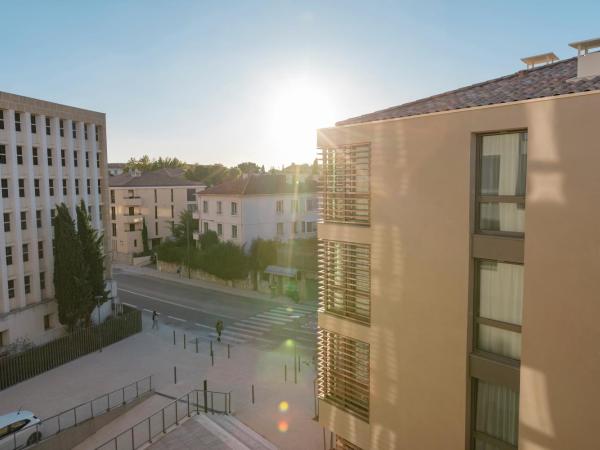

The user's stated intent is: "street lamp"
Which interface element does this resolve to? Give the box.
[95,295,103,352]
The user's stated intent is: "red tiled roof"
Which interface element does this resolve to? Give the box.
[200,175,316,195]
[337,56,600,126]
[109,168,203,187]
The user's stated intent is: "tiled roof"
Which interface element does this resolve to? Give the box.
[108,162,126,168]
[337,56,600,126]
[109,168,203,188]
[200,174,317,196]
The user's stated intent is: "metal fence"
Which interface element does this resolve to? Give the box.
[4,375,152,450]
[95,389,232,450]
[0,307,142,390]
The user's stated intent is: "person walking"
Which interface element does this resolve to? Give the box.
[215,320,224,343]
[176,266,182,278]
[152,310,159,330]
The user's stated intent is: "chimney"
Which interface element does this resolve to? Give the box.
[569,37,600,79]
[520,52,559,69]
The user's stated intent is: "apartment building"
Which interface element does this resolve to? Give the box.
[0,91,109,349]
[108,162,126,176]
[317,39,600,450]
[109,168,203,262]
[194,174,318,247]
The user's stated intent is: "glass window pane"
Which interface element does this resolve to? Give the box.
[480,133,527,196]
[479,261,523,325]
[479,202,525,233]
[478,324,521,360]
[476,380,519,446]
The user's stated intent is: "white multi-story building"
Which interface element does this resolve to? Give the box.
[194,174,318,248]
[0,91,110,350]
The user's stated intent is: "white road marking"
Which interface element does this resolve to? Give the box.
[195,323,213,330]
[232,322,270,332]
[259,312,295,320]
[245,317,286,326]
[168,316,186,322]
[143,308,153,313]
[118,287,239,320]
[256,314,290,323]
[227,326,263,336]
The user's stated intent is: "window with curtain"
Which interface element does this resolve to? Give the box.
[473,379,519,450]
[477,132,527,234]
[476,260,523,360]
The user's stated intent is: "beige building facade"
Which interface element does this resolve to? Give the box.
[109,169,203,262]
[0,91,110,350]
[317,46,600,450]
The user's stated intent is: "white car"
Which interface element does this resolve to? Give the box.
[0,411,42,450]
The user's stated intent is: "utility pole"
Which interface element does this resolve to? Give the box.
[186,217,191,279]
[95,295,103,352]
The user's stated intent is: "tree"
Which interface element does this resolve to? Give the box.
[125,155,185,172]
[76,201,108,323]
[54,204,94,331]
[248,238,278,289]
[203,242,249,280]
[198,230,219,251]
[141,218,150,254]
[170,209,197,246]
[236,162,264,175]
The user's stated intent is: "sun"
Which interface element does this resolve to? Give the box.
[266,76,336,163]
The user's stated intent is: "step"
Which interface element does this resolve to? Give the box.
[209,415,278,450]
[194,414,250,449]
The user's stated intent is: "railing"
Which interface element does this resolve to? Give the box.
[95,388,232,450]
[7,376,152,450]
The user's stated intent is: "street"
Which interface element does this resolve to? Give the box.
[114,267,318,351]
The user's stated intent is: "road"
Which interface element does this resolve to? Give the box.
[114,267,318,351]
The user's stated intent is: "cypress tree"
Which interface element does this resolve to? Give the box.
[141,218,150,254]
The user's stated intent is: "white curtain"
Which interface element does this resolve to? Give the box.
[475,380,519,448]
[478,261,523,360]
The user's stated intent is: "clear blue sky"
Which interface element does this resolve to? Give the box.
[2,1,599,167]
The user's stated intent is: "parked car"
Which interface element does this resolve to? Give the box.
[0,411,41,450]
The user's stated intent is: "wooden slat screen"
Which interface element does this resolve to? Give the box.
[319,240,370,325]
[318,328,370,422]
[336,436,363,450]
[319,145,370,225]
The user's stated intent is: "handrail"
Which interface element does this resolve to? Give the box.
[16,375,153,449]
[95,388,232,450]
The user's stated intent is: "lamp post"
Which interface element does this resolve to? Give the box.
[95,295,103,352]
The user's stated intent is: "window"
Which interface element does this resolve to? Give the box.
[73,150,78,167]
[96,126,100,142]
[154,189,157,203]
[203,222,208,233]
[22,244,29,263]
[128,206,135,216]
[155,221,159,235]
[276,200,284,214]
[14,112,21,132]
[129,223,135,232]
[320,240,371,324]
[45,117,51,135]
[5,246,12,265]
[231,202,238,215]
[61,149,66,167]
[112,223,117,237]
[59,119,64,137]
[171,205,174,218]
[302,221,306,233]
[96,153,100,168]
[8,280,15,299]
[20,211,27,230]
[85,151,89,168]
[4,213,10,232]
[87,179,91,195]
[472,379,519,449]
[98,180,101,195]
[110,190,115,203]
[1,179,8,198]
[38,241,44,259]
[40,272,46,290]
[232,225,238,238]
[203,201,208,214]
[217,201,222,215]
[84,125,88,140]
[49,179,55,196]
[47,148,53,166]
[111,206,116,220]
[50,209,55,223]
[477,132,527,234]
[24,275,31,294]
[134,239,137,248]
[16,146,23,165]
[306,221,316,233]
[154,206,158,219]
[217,223,223,236]
[0,145,5,164]
[44,313,52,330]
[170,189,174,202]
[31,115,36,133]
[18,179,25,197]
[187,188,195,202]
[0,110,4,129]
[75,179,80,195]
[321,144,370,225]
[291,199,299,212]
[36,210,42,228]
[32,179,39,197]
[72,121,77,139]
[62,179,67,196]
[276,222,284,236]
[32,147,38,165]
[88,205,92,215]
[318,329,370,421]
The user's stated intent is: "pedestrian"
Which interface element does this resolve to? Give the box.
[152,310,159,330]
[215,320,224,343]
[176,266,182,278]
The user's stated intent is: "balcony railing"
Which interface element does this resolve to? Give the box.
[121,196,142,206]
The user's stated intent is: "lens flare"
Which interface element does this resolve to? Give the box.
[279,401,289,412]
[286,307,293,312]
[285,339,294,348]
[277,420,289,433]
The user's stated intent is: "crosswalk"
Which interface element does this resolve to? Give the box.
[205,304,317,348]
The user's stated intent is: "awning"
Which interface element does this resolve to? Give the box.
[265,265,298,278]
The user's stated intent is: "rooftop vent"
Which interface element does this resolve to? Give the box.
[569,37,600,79]
[521,52,559,69]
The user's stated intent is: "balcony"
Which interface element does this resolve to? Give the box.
[123,214,143,224]
[192,211,200,220]
[122,196,142,206]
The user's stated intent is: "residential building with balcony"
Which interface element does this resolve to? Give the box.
[317,41,600,450]
[194,174,318,247]
[109,168,204,262]
[0,91,110,350]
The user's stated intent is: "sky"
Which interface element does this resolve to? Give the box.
[2,0,600,168]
